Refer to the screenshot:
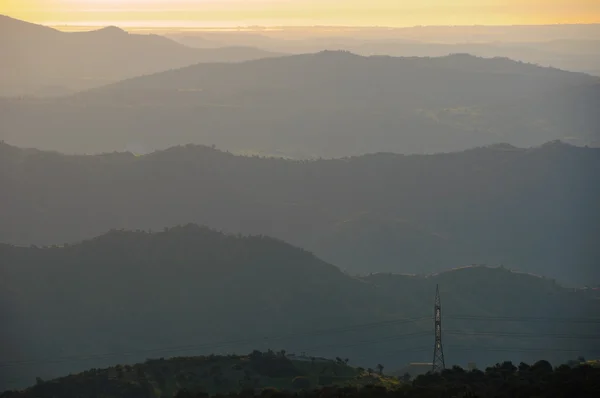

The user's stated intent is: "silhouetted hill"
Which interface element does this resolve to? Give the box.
[0,227,598,390]
[1,141,598,284]
[180,33,600,77]
[9,361,599,398]
[0,16,280,96]
[0,352,400,398]
[0,14,59,37]
[83,51,587,99]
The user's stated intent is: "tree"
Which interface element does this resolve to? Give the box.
[498,361,517,381]
[532,360,553,376]
[292,376,311,390]
[518,362,531,374]
[376,364,384,375]
[16,356,600,398]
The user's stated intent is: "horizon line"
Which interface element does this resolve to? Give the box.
[44,21,600,34]
[47,22,600,29]
[4,14,599,30]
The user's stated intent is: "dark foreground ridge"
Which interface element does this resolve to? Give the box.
[1,352,598,398]
[1,225,598,390]
[0,351,400,398]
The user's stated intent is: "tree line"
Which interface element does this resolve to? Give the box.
[175,360,599,398]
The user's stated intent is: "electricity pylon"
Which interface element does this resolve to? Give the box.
[432,284,446,372]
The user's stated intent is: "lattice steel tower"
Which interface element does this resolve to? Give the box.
[432,284,446,372]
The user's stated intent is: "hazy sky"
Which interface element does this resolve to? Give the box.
[3,0,600,27]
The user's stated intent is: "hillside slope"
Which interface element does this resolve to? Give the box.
[1,141,598,284]
[1,51,598,155]
[0,352,396,398]
[172,32,600,76]
[1,226,598,390]
[0,16,280,96]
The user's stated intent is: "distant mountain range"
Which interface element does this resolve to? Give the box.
[169,31,600,77]
[1,225,597,390]
[165,24,600,49]
[3,17,598,396]
[1,51,598,156]
[0,15,280,96]
[1,141,598,285]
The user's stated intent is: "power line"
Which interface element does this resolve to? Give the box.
[1,313,597,369]
[290,329,599,358]
[350,346,432,362]
[447,346,600,354]
[297,331,431,353]
[446,315,600,324]
[445,330,600,339]
[296,329,598,356]
[0,316,429,368]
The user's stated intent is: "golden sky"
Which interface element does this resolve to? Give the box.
[2,0,600,27]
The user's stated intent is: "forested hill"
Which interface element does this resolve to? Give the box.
[3,355,600,398]
[1,141,599,284]
[0,352,397,398]
[1,51,599,155]
[1,226,599,390]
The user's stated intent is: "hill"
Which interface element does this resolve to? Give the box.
[4,358,600,398]
[0,226,598,390]
[347,40,600,77]
[0,352,394,398]
[0,141,598,284]
[0,16,280,96]
[1,51,599,155]
[169,28,600,77]
[173,33,600,77]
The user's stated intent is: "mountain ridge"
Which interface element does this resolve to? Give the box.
[81,51,594,95]
[2,50,598,156]
[1,141,598,285]
[1,225,598,391]
[0,15,281,96]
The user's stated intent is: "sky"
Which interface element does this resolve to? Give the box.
[2,0,600,27]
